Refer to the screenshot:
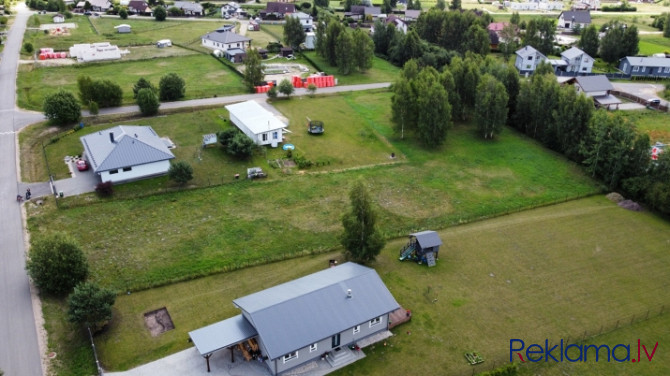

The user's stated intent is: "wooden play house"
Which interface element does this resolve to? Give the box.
[398,230,442,267]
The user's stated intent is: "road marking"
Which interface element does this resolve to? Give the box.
[0,131,17,135]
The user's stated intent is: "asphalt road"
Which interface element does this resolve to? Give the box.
[0,3,45,376]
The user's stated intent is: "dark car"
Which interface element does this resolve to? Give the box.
[84,11,92,16]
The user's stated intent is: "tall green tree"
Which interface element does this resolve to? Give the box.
[599,21,639,64]
[552,86,593,161]
[43,90,81,126]
[154,5,166,21]
[278,78,295,97]
[578,25,599,58]
[137,88,160,116]
[665,13,670,38]
[315,19,327,57]
[475,74,508,139]
[449,0,460,10]
[436,0,446,10]
[26,233,89,296]
[133,77,157,99]
[522,18,555,56]
[499,23,519,61]
[416,68,451,147]
[510,11,520,25]
[283,16,306,49]
[67,282,116,331]
[159,73,186,101]
[464,24,490,56]
[324,20,344,66]
[514,69,559,140]
[335,31,355,75]
[390,30,423,67]
[340,179,385,264]
[351,28,374,72]
[243,49,264,92]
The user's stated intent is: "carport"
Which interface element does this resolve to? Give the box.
[188,315,258,372]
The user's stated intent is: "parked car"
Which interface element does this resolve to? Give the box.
[76,160,89,171]
[84,11,92,15]
[246,167,266,179]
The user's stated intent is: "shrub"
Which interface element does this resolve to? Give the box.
[159,73,186,101]
[133,77,157,99]
[67,282,116,331]
[154,5,166,21]
[23,42,34,53]
[278,78,295,98]
[267,85,278,99]
[168,161,194,185]
[137,88,160,116]
[307,83,317,97]
[88,101,99,115]
[43,90,81,126]
[293,152,313,168]
[95,181,113,197]
[26,233,89,296]
[119,8,128,18]
[168,6,183,16]
[227,132,255,159]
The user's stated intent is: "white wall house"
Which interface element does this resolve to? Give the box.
[80,125,175,184]
[560,46,593,73]
[201,31,251,52]
[287,11,313,31]
[514,45,547,74]
[225,101,287,146]
[558,10,591,30]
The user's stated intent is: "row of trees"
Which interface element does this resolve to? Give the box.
[314,19,374,75]
[578,21,639,65]
[414,8,493,56]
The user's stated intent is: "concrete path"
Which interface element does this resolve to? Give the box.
[0,3,46,376]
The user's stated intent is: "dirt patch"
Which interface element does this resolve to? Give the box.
[606,192,624,203]
[144,307,175,337]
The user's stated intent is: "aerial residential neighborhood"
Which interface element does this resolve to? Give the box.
[1,0,670,375]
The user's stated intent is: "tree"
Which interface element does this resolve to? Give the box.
[92,80,123,107]
[83,0,91,10]
[23,42,34,53]
[67,282,116,331]
[340,179,385,264]
[278,78,295,97]
[475,74,508,139]
[324,20,344,66]
[499,23,519,61]
[415,68,451,147]
[344,0,360,12]
[315,19,327,57]
[226,132,255,158]
[77,75,94,104]
[159,73,185,101]
[89,101,99,115]
[665,13,670,38]
[154,5,166,21]
[352,28,374,72]
[267,85,278,99]
[137,88,160,116]
[510,11,520,25]
[283,16,306,49]
[335,30,355,74]
[133,77,157,99]
[168,6,183,16]
[578,25,599,58]
[26,233,89,296]
[449,0,460,10]
[599,21,639,65]
[243,49,264,92]
[464,24,490,56]
[43,90,81,126]
[381,0,392,13]
[168,161,194,185]
[119,8,128,19]
[306,83,317,97]
[552,86,593,161]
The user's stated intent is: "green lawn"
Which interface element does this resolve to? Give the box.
[302,51,400,85]
[16,53,246,111]
[620,110,670,143]
[43,196,670,374]
[638,34,670,56]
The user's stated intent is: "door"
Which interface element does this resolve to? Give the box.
[331,333,340,348]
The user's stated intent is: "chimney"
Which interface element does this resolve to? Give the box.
[109,132,115,143]
[346,289,352,299]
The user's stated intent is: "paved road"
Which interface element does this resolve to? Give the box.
[0,3,45,376]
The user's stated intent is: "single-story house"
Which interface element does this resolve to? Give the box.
[403,9,421,22]
[69,42,124,62]
[559,46,593,74]
[286,11,313,32]
[79,125,176,184]
[225,100,287,146]
[81,0,111,11]
[114,24,132,33]
[619,56,670,78]
[173,1,204,16]
[201,31,251,52]
[514,45,547,74]
[573,75,621,109]
[558,10,591,31]
[259,2,295,19]
[128,0,151,15]
[189,262,401,375]
[53,14,65,23]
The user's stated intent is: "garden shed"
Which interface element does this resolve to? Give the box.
[114,24,132,33]
[225,100,287,146]
[399,230,442,267]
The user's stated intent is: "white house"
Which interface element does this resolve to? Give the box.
[69,42,125,62]
[560,46,593,74]
[515,45,547,74]
[225,101,287,146]
[85,0,112,11]
[201,31,251,52]
[79,125,176,184]
[303,32,316,50]
[173,1,204,16]
[53,14,65,23]
[287,11,313,32]
[221,1,239,17]
[557,10,591,31]
[189,262,401,375]
[114,24,132,33]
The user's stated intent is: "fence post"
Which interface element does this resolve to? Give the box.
[87,326,103,376]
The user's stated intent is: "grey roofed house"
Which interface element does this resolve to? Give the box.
[80,125,175,183]
[173,0,204,15]
[561,46,586,60]
[619,56,670,78]
[575,75,613,93]
[404,9,421,21]
[202,31,250,44]
[558,10,591,27]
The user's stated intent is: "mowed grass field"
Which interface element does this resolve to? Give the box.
[620,110,670,143]
[42,196,670,374]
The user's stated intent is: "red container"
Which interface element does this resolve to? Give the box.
[39,54,46,60]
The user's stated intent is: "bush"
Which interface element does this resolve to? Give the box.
[137,88,160,116]
[43,90,81,126]
[119,8,128,18]
[95,181,113,197]
[168,6,183,16]
[88,101,99,115]
[159,73,186,101]
[307,83,317,97]
[133,77,157,99]
[227,132,255,159]
[23,42,34,53]
[78,76,123,108]
[293,152,313,168]
[278,78,295,98]
[67,282,116,331]
[168,161,194,185]
[26,233,89,296]
[267,85,278,99]
[154,5,166,21]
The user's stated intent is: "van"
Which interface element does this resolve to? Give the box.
[157,39,172,48]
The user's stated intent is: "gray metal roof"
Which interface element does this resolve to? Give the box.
[561,46,591,61]
[202,31,250,44]
[80,125,175,173]
[559,10,591,24]
[173,1,203,12]
[233,262,400,360]
[623,56,670,68]
[515,45,546,60]
[189,315,258,356]
[410,230,442,248]
[575,75,614,92]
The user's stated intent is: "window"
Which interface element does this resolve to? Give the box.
[581,67,587,71]
[272,131,278,140]
[527,56,532,61]
[665,67,670,73]
[633,66,639,72]
[353,325,360,335]
[283,351,298,363]
[123,167,132,172]
[641,67,646,72]
[310,343,318,352]
[369,316,382,327]
[109,169,118,174]
[262,133,268,142]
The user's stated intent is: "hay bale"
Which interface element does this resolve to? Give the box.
[618,200,642,211]
[606,192,625,203]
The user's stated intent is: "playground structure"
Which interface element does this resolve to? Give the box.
[306,117,324,134]
[399,230,442,267]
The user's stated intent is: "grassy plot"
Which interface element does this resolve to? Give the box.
[62,196,670,374]
[16,53,246,110]
[638,34,670,56]
[620,110,670,143]
[301,51,400,85]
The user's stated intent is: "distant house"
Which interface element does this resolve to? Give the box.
[346,5,381,21]
[559,46,593,74]
[403,9,421,22]
[504,0,562,10]
[114,24,132,33]
[487,22,517,49]
[201,31,251,52]
[259,2,295,19]
[189,262,401,375]
[85,0,112,11]
[619,56,670,78]
[574,0,600,10]
[287,11,313,32]
[53,14,65,23]
[128,0,151,15]
[571,75,621,110]
[225,100,287,146]
[79,125,176,184]
[558,10,591,30]
[384,15,407,34]
[514,45,547,74]
[173,1,204,16]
